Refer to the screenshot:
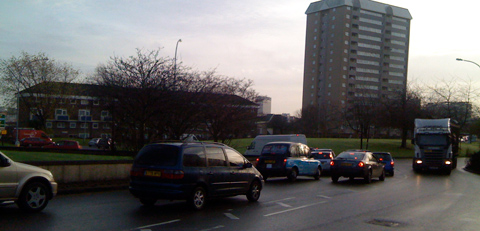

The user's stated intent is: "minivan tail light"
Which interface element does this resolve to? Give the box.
[283,158,287,166]
[130,168,145,177]
[163,170,185,179]
[330,161,334,166]
[391,161,395,167]
[358,162,365,167]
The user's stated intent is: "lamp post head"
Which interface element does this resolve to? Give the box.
[456,58,463,61]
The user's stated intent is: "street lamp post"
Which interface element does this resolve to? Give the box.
[174,39,182,90]
[456,58,480,68]
[13,58,48,147]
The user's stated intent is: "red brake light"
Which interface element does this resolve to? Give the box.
[130,168,144,177]
[391,161,394,167]
[163,170,185,179]
[330,161,334,166]
[358,162,365,167]
[379,158,383,161]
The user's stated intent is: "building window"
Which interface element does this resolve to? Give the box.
[70,99,76,104]
[80,123,88,129]
[46,122,52,128]
[70,122,76,128]
[81,99,88,105]
[103,123,111,129]
[93,123,99,129]
[93,100,99,105]
[57,122,65,128]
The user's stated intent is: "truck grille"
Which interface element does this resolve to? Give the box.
[423,151,445,166]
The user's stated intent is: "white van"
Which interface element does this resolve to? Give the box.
[244,134,307,156]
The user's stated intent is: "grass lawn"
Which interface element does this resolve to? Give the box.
[229,138,480,158]
[2,138,478,162]
[1,150,133,162]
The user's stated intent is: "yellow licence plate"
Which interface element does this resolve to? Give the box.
[145,170,162,177]
[265,160,276,164]
[341,163,353,166]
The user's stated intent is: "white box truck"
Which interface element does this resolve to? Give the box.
[412,118,459,175]
[244,134,307,157]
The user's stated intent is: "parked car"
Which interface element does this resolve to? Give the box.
[255,142,321,182]
[88,138,101,147]
[373,152,395,176]
[129,142,264,210]
[43,140,82,150]
[330,151,385,183]
[311,148,336,173]
[20,137,53,147]
[96,138,112,150]
[0,151,58,212]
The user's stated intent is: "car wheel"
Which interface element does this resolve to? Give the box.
[379,170,385,181]
[188,186,207,210]
[287,168,298,182]
[246,180,262,202]
[17,181,50,212]
[139,198,156,206]
[364,170,372,184]
[313,167,321,180]
[331,175,339,183]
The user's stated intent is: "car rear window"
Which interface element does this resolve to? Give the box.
[312,151,332,159]
[374,153,392,161]
[337,152,365,160]
[261,144,289,155]
[135,145,180,166]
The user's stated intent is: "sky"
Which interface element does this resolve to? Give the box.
[1,0,480,115]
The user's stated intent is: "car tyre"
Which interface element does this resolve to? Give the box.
[390,171,394,176]
[313,167,321,180]
[139,198,157,206]
[246,180,262,202]
[379,169,385,181]
[364,170,372,184]
[188,186,207,210]
[17,181,50,212]
[331,175,339,183]
[287,168,298,182]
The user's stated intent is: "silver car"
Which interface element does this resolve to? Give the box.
[0,151,58,212]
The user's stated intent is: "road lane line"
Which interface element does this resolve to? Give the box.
[317,195,331,199]
[264,197,296,204]
[200,225,225,231]
[263,201,327,217]
[224,213,240,220]
[276,202,292,208]
[133,219,180,230]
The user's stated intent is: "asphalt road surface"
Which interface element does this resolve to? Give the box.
[2,158,480,231]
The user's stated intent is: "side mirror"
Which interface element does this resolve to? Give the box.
[244,162,253,168]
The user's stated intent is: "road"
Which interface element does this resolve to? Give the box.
[2,158,480,231]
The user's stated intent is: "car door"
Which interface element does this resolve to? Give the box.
[0,153,18,199]
[368,153,383,177]
[205,146,230,196]
[225,148,251,194]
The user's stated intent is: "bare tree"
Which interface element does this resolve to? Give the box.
[0,52,79,130]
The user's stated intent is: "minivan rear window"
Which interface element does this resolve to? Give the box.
[261,144,289,155]
[135,145,179,166]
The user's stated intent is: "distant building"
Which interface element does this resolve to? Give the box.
[302,0,412,132]
[255,96,272,116]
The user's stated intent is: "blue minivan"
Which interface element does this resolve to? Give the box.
[255,142,322,182]
[129,142,264,210]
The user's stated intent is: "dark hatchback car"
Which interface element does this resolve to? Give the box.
[129,142,264,210]
[330,151,385,183]
[255,142,321,182]
[373,152,394,176]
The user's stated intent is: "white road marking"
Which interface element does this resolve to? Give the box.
[264,197,296,204]
[200,225,225,231]
[276,202,292,208]
[264,201,327,217]
[317,195,331,199]
[133,219,180,230]
[224,213,240,220]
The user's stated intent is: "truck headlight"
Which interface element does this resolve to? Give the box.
[445,160,452,165]
[415,160,423,164]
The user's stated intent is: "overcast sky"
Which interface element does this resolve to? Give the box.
[1,0,480,115]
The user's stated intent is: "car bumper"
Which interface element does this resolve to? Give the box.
[129,181,194,200]
[331,167,366,178]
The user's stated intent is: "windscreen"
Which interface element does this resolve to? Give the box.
[336,152,365,160]
[373,153,391,161]
[135,144,180,166]
[417,134,448,146]
[261,144,289,156]
[312,151,332,159]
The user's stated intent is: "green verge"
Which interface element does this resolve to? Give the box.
[229,138,480,158]
[2,138,478,162]
[1,150,133,162]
